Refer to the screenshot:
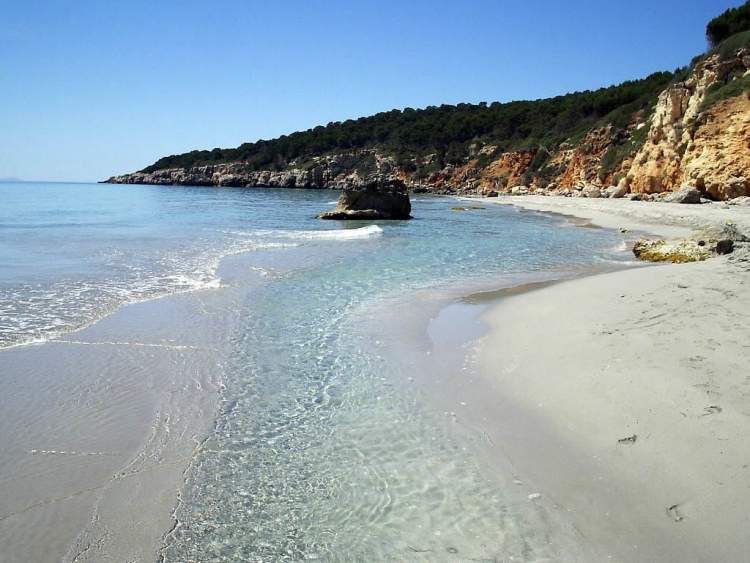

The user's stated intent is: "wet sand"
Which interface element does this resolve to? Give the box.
[0,253,266,562]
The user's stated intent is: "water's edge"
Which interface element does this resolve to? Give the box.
[0,191,637,561]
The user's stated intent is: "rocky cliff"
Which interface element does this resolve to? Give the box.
[627,48,750,199]
[108,47,750,201]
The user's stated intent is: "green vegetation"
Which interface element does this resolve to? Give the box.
[136,3,750,181]
[354,152,377,177]
[597,112,653,181]
[142,72,676,175]
[700,74,750,112]
[710,29,750,60]
[707,1,750,47]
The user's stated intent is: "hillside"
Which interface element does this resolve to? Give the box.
[108,2,750,200]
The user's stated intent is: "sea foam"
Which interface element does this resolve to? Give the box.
[288,225,384,240]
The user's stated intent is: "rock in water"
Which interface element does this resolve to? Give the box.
[664,186,702,204]
[319,179,412,220]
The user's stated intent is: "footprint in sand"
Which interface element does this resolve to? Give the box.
[666,504,684,522]
[702,405,723,416]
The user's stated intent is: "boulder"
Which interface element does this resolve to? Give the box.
[705,177,748,201]
[319,178,412,220]
[632,221,746,262]
[723,177,748,200]
[581,184,602,198]
[716,240,735,255]
[695,221,749,244]
[664,186,702,204]
[510,185,529,195]
[604,183,628,198]
[728,196,750,206]
[615,177,630,198]
[632,239,711,263]
[485,190,499,198]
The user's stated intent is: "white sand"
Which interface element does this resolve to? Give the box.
[486,194,750,238]
[475,196,750,561]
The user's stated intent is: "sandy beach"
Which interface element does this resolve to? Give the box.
[3,192,749,562]
[0,294,227,563]
[0,252,270,563]
[468,196,750,561]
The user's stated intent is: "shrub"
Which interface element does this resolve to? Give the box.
[710,29,750,60]
[707,1,750,47]
[700,74,750,112]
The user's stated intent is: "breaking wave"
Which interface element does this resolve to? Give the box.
[284,225,384,240]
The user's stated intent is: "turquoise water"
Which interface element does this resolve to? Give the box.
[1,182,628,560]
[0,182,624,350]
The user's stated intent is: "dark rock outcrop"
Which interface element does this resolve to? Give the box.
[716,239,735,254]
[319,179,411,220]
[664,186,702,204]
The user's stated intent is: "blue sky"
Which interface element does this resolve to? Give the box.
[0,0,738,182]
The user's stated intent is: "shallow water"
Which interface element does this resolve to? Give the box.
[1,182,630,560]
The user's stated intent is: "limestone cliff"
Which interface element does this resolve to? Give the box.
[627,48,750,198]
[108,151,398,190]
[108,48,750,200]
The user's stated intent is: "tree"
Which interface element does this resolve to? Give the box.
[707,1,750,47]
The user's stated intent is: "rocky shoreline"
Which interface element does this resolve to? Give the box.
[107,48,750,202]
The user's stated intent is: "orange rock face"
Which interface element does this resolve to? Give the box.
[552,126,624,188]
[627,50,750,198]
[479,150,537,192]
[681,95,750,199]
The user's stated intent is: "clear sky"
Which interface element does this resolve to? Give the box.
[0,0,738,182]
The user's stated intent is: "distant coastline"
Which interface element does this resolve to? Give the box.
[106,6,750,202]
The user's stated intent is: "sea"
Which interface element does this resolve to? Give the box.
[0,181,631,561]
